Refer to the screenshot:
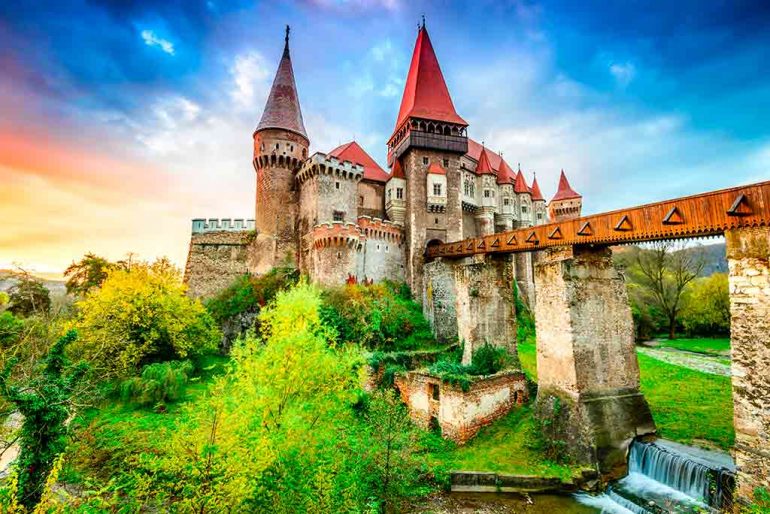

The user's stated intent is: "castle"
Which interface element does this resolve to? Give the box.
[184,23,582,301]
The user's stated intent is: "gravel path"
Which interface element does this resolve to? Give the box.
[637,347,731,376]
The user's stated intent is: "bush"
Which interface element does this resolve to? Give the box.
[119,360,195,408]
[0,311,23,347]
[205,268,299,325]
[321,281,435,351]
[428,343,510,391]
[72,259,220,378]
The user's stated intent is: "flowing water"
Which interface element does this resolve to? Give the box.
[575,439,736,513]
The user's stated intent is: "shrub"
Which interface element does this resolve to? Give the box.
[72,259,220,379]
[0,311,23,347]
[205,268,299,325]
[428,343,510,391]
[321,281,435,351]
[119,360,195,408]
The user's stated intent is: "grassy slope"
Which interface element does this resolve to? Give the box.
[655,337,730,356]
[517,341,734,451]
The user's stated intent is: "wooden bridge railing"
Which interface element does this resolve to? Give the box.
[427,180,770,259]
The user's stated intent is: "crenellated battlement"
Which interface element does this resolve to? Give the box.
[310,221,363,248]
[191,218,256,234]
[296,152,364,185]
[357,216,404,243]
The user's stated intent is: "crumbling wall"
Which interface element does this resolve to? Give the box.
[183,231,253,299]
[395,370,528,444]
[725,226,770,503]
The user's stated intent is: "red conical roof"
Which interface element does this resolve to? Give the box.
[476,147,495,175]
[530,176,545,201]
[390,159,405,180]
[255,27,307,140]
[329,141,389,183]
[514,167,530,194]
[393,26,467,136]
[497,158,515,184]
[551,170,581,201]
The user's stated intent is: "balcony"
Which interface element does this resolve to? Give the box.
[391,130,468,160]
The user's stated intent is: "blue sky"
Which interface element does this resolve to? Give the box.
[1,0,769,272]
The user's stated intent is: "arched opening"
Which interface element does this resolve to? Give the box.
[425,239,443,261]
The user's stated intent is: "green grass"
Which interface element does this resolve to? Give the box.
[638,352,734,450]
[655,337,730,356]
[517,341,734,451]
[425,405,585,480]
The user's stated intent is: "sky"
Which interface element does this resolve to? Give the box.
[1,0,769,275]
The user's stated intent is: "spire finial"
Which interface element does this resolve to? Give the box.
[518,162,521,171]
[285,25,290,50]
[421,14,426,29]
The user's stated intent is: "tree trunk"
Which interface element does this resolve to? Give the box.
[668,319,677,340]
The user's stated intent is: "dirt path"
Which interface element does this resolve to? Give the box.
[637,347,731,376]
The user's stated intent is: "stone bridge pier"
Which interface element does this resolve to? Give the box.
[726,226,770,503]
[423,255,516,366]
[533,245,655,478]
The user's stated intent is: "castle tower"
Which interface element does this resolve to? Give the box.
[548,170,582,221]
[388,22,468,295]
[474,148,496,236]
[530,175,547,225]
[252,26,309,273]
[386,160,407,224]
[513,166,532,228]
[495,158,516,232]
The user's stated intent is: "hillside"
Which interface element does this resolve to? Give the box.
[0,269,67,296]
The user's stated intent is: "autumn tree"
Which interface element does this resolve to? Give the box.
[629,242,705,339]
[72,258,219,378]
[64,253,113,296]
[0,330,88,509]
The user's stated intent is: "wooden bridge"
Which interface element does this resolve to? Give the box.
[428,180,770,258]
[420,180,770,500]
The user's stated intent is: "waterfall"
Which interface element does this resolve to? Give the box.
[575,439,735,513]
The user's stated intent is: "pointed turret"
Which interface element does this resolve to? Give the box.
[393,25,467,133]
[551,170,581,202]
[497,159,515,185]
[530,176,545,201]
[513,166,530,194]
[255,25,307,140]
[548,170,582,221]
[476,148,495,175]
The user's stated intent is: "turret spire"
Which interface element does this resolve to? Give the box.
[255,26,307,140]
[551,169,581,201]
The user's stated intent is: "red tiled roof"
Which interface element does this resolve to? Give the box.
[530,176,545,201]
[551,170,582,201]
[497,159,515,185]
[427,161,446,175]
[466,139,503,172]
[392,26,467,136]
[476,147,495,175]
[390,159,405,180]
[514,168,530,194]
[328,141,389,183]
[255,32,307,139]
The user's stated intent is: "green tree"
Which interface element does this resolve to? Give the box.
[0,291,9,308]
[63,253,113,296]
[72,258,219,378]
[0,330,88,509]
[681,273,730,336]
[0,311,23,347]
[627,242,705,339]
[7,272,50,318]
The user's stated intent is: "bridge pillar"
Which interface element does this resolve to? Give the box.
[725,226,770,504]
[454,254,517,365]
[534,245,655,478]
[422,258,458,343]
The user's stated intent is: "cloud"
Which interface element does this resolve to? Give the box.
[609,62,636,86]
[230,52,271,107]
[141,30,175,55]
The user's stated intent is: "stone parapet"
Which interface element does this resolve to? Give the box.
[191,218,255,233]
[296,152,364,185]
[183,230,254,299]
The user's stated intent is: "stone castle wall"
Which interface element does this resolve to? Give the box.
[422,259,458,342]
[395,370,528,444]
[183,230,253,299]
[725,226,770,502]
[358,180,385,219]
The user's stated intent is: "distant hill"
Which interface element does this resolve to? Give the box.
[0,270,67,296]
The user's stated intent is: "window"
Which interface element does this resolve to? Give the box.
[260,143,265,151]
[443,158,449,167]
[435,217,439,224]
[335,181,340,190]
[422,157,429,165]
[430,383,440,401]
[484,190,491,198]
[289,144,294,151]
[522,206,528,213]
[333,211,344,222]
[359,195,364,206]
[387,189,392,200]
[464,181,470,196]
[377,244,380,251]
[275,143,280,150]
[504,198,510,206]
[396,188,404,199]
[537,213,543,220]
[433,183,442,196]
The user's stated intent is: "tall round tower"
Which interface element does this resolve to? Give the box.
[252,26,309,273]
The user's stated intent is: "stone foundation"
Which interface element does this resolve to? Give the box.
[423,258,459,343]
[183,231,254,299]
[454,254,517,365]
[725,226,770,503]
[533,245,655,477]
[394,369,528,444]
